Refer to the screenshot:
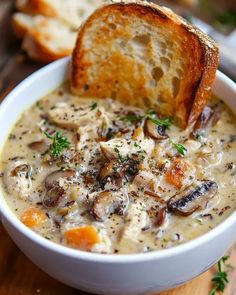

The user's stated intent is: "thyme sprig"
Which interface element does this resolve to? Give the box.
[44,131,70,157]
[146,114,172,129]
[120,114,143,124]
[90,102,98,111]
[170,140,187,156]
[209,256,233,295]
[121,111,172,129]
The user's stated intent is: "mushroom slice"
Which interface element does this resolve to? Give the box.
[11,163,32,177]
[145,119,168,140]
[167,180,218,216]
[99,159,139,188]
[43,169,77,207]
[99,160,118,180]
[92,190,129,222]
[43,185,66,208]
[4,161,32,200]
[28,140,49,153]
[45,169,76,190]
[192,106,214,138]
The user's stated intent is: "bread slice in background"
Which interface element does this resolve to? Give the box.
[15,0,57,17]
[12,12,34,38]
[13,0,103,62]
[12,13,77,62]
[71,0,219,128]
[16,0,103,29]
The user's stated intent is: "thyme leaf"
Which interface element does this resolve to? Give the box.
[120,114,144,123]
[146,115,172,129]
[170,140,187,156]
[44,131,70,157]
[209,256,232,295]
[90,102,98,111]
[121,111,172,129]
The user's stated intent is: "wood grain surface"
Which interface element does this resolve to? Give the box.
[0,0,235,294]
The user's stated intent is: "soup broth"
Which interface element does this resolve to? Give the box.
[1,83,235,254]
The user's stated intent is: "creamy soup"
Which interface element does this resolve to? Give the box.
[0,83,235,254]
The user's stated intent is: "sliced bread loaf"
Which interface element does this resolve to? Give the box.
[16,0,103,29]
[15,0,57,16]
[71,0,219,127]
[12,13,77,62]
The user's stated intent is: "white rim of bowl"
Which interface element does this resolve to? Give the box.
[0,57,235,264]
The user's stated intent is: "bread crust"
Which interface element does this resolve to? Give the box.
[16,0,57,17]
[22,32,73,63]
[12,13,76,62]
[12,14,28,38]
[71,1,219,128]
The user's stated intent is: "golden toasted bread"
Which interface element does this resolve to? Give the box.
[16,0,57,16]
[12,13,77,62]
[16,0,103,29]
[71,0,219,127]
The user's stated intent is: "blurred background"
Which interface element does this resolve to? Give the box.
[0,0,235,100]
[157,0,236,80]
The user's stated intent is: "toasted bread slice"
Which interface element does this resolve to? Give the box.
[71,1,219,127]
[15,0,57,16]
[12,12,34,38]
[16,0,103,29]
[12,13,77,62]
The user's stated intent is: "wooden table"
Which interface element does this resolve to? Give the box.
[0,1,236,294]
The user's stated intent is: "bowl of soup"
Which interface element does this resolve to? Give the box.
[0,57,235,294]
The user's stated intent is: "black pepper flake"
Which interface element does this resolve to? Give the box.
[8,156,23,161]
[201,213,213,220]
[22,130,29,135]
[225,162,234,170]
[9,134,16,140]
[219,206,231,216]
[175,233,181,240]
[229,135,236,143]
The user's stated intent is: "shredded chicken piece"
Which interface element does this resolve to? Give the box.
[100,137,155,160]
[48,103,108,128]
[118,203,148,253]
[4,161,32,200]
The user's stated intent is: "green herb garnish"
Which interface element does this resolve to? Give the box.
[146,115,172,129]
[90,102,98,111]
[44,131,70,157]
[120,114,143,124]
[134,141,141,149]
[36,101,44,111]
[121,111,172,129]
[170,140,187,156]
[199,0,236,33]
[210,256,232,295]
[114,147,124,162]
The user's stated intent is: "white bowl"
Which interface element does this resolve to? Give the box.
[0,57,236,295]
